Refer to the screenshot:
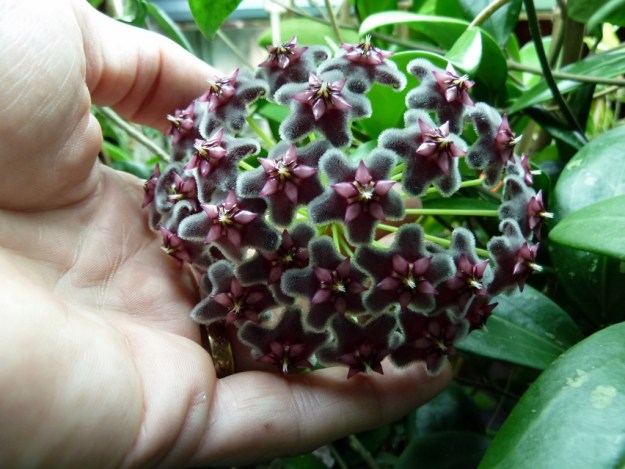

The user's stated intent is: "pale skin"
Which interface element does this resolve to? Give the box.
[0,0,451,466]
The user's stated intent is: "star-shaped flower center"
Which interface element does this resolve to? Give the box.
[259,36,308,69]
[432,63,475,106]
[291,73,353,120]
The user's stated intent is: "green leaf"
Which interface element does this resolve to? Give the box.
[257,18,359,47]
[457,285,584,370]
[569,0,625,26]
[116,0,148,26]
[358,50,447,139]
[88,0,104,7]
[145,2,195,54]
[445,27,507,99]
[588,0,625,29]
[509,48,625,113]
[550,195,625,260]
[189,0,243,40]
[480,322,625,469]
[280,453,327,469]
[396,431,491,469]
[550,125,625,327]
[422,197,500,211]
[408,382,485,440]
[359,12,470,50]
[354,0,398,19]
[457,0,523,46]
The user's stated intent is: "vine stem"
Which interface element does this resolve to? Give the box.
[507,61,625,86]
[424,177,485,195]
[405,208,500,217]
[98,107,171,162]
[216,29,255,71]
[238,160,255,171]
[469,0,511,28]
[246,116,276,147]
[348,435,381,469]
[522,0,587,142]
[377,224,490,257]
[324,0,343,43]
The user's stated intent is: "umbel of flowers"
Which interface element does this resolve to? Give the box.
[143,36,550,378]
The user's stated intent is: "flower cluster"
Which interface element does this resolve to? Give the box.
[143,37,546,379]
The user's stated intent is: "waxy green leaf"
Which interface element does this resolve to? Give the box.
[550,195,625,260]
[189,0,243,40]
[550,125,625,327]
[458,285,583,370]
[146,2,194,53]
[480,322,625,469]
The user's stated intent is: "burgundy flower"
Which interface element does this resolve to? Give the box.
[213,276,268,325]
[259,144,318,203]
[264,229,310,284]
[392,311,467,374]
[281,236,369,329]
[309,149,403,244]
[184,128,227,178]
[377,254,438,309]
[318,314,398,379]
[202,190,258,250]
[512,242,541,291]
[494,114,521,164]
[526,190,553,240]
[437,254,490,311]
[340,36,393,66]
[432,62,475,106]
[311,258,367,314]
[355,225,455,313]
[332,160,395,223]
[236,223,315,301]
[519,154,534,186]
[292,73,352,121]
[166,102,195,144]
[259,36,308,69]
[167,172,199,212]
[199,69,239,112]
[488,219,542,294]
[465,296,498,331]
[415,120,466,175]
[239,307,327,374]
[158,225,192,265]
[191,261,276,326]
[142,164,161,208]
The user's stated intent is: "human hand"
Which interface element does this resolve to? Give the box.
[0,0,451,466]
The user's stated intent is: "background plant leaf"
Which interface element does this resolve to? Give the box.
[457,0,523,46]
[509,48,625,113]
[188,0,243,40]
[146,2,195,53]
[395,431,491,469]
[257,17,359,46]
[550,195,625,260]
[457,285,584,370]
[549,125,625,328]
[569,0,625,26]
[480,322,625,469]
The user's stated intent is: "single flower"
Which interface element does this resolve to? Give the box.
[392,310,467,374]
[526,190,553,240]
[355,225,455,313]
[184,128,227,178]
[166,102,196,145]
[432,62,475,106]
[202,190,258,250]
[494,114,521,165]
[239,307,327,374]
[200,69,239,112]
[158,225,192,265]
[259,36,308,69]
[340,35,393,66]
[291,73,353,121]
[281,236,368,329]
[191,260,276,326]
[308,148,403,244]
[142,163,161,208]
[317,314,398,379]
[415,120,466,176]
[167,171,199,212]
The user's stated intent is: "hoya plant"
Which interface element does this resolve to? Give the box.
[142,34,545,380]
[96,0,625,467]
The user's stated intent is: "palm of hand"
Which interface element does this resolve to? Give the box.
[0,1,450,466]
